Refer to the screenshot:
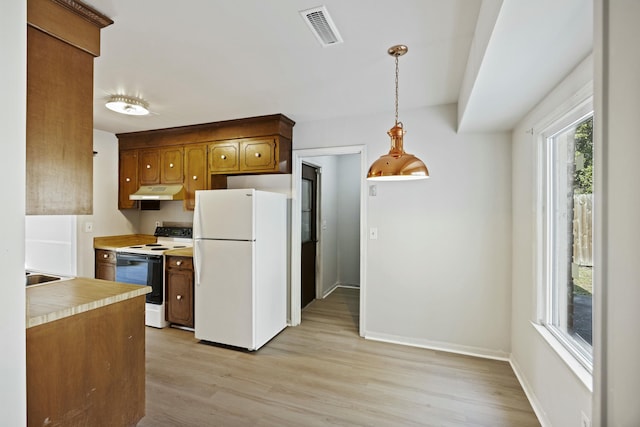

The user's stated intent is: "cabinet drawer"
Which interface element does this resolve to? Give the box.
[209,143,239,173]
[95,249,116,264]
[166,256,193,270]
[240,137,277,171]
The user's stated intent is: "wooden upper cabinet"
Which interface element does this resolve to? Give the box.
[240,137,277,172]
[138,149,160,185]
[184,144,208,210]
[116,114,294,210]
[139,147,184,185]
[26,0,112,215]
[161,147,184,184]
[209,142,239,173]
[119,149,139,209]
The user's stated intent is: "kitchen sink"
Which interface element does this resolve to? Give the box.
[25,273,61,287]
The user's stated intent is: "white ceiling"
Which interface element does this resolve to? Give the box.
[84,0,592,135]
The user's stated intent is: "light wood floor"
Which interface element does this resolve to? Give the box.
[139,287,540,426]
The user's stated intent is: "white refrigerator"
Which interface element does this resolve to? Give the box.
[193,188,287,350]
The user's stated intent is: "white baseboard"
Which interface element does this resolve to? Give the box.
[322,283,359,298]
[363,331,510,361]
[510,357,551,427]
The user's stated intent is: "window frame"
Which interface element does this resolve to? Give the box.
[535,96,594,373]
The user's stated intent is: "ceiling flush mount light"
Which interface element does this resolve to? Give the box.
[367,45,429,181]
[105,95,150,116]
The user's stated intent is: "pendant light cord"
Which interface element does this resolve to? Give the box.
[394,54,399,125]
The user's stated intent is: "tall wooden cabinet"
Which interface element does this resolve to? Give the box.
[26,0,112,215]
[119,149,139,210]
[184,144,208,211]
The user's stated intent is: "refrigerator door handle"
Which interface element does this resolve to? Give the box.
[194,239,202,287]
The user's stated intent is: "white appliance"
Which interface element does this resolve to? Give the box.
[193,189,287,351]
[115,226,193,328]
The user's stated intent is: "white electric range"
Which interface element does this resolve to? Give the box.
[115,226,193,328]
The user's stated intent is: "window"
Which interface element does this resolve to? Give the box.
[539,107,593,371]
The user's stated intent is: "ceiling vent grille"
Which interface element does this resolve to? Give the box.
[300,6,343,47]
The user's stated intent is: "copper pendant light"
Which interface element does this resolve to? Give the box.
[367,45,429,181]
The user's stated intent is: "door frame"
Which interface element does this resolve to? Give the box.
[290,145,367,336]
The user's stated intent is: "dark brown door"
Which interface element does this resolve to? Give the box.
[301,164,318,308]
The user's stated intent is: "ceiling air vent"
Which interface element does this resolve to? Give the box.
[300,6,343,47]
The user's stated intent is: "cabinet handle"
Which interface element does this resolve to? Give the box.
[125,178,131,182]
[176,260,183,266]
[146,164,151,169]
[176,295,182,300]
[221,155,227,160]
[192,175,198,180]
[255,152,261,158]
[103,254,109,259]
[169,163,174,168]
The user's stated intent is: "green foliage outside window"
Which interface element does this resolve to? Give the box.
[574,117,593,194]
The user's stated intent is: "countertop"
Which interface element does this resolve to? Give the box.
[27,277,151,328]
[93,234,156,250]
[164,247,193,257]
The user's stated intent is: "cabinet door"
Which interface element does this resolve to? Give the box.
[95,249,116,281]
[27,27,94,215]
[160,147,184,184]
[184,144,208,210]
[240,137,277,172]
[118,150,138,209]
[209,142,239,173]
[138,149,160,185]
[166,257,194,328]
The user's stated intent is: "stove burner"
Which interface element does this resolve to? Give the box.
[146,243,163,247]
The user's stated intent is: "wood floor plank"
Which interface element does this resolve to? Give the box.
[139,288,539,426]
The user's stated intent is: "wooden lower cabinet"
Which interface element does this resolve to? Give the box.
[165,256,194,328]
[95,249,116,281]
[27,296,146,427]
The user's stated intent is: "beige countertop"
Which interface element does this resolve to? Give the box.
[27,277,151,328]
[93,234,157,250]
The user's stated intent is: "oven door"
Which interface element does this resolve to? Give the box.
[116,252,163,304]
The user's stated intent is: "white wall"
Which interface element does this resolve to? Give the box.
[594,1,640,425]
[511,55,593,427]
[337,154,361,286]
[1,0,26,423]
[76,130,140,277]
[295,104,512,358]
[310,156,340,296]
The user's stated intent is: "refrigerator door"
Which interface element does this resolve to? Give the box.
[194,239,255,349]
[194,189,255,240]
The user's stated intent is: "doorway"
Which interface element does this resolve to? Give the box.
[301,163,319,309]
[290,146,367,336]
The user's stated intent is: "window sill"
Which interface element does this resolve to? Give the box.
[531,321,593,392]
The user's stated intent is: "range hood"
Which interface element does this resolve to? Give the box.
[129,185,185,201]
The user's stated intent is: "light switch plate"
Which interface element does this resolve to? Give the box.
[84,222,93,233]
[369,227,378,240]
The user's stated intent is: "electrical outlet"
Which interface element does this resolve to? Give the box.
[84,222,93,233]
[155,221,161,227]
[581,412,591,427]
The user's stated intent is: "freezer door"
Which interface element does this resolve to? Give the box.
[194,189,255,240]
[194,239,255,349]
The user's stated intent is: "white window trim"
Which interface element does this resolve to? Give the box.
[533,90,594,379]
